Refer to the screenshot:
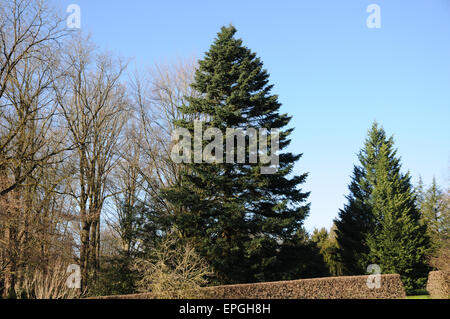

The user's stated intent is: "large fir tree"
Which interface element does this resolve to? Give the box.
[164,26,311,284]
[335,122,431,292]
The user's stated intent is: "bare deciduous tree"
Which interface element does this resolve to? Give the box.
[0,0,67,196]
[0,0,72,298]
[55,34,129,289]
[128,59,198,227]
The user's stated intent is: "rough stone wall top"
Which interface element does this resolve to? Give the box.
[426,271,450,299]
[202,274,405,299]
[93,274,406,299]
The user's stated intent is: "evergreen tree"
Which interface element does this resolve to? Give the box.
[311,225,342,276]
[416,178,450,273]
[335,122,431,292]
[414,176,425,209]
[429,187,450,273]
[334,129,380,275]
[164,25,310,284]
[417,177,445,242]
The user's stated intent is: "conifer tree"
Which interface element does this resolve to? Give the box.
[416,178,449,274]
[335,122,431,291]
[311,226,342,276]
[164,26,310,284]
[334,126,382,275]
[417,177,445,242]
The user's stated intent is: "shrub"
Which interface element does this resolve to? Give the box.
[14,260,82,299]
[132,235,212,299]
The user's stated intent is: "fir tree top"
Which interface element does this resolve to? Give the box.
[180,25,291,132]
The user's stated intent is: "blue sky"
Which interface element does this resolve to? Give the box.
[58,0,450,232]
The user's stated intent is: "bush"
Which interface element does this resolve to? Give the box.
[14,260,82,299]
[88,255,137,297]
[132,235,212,299]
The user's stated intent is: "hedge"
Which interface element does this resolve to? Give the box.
[92,274,406,299]
[426,271,450,299]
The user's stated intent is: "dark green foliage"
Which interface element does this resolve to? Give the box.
[416,178,450,274]
[334,167,375,275]
[311,226,342,276]
[164,25,310,284]
[264,228,330,281]
[416,177,446,243]
[335,122,431,292]
[92,200,171,296]
[92,254,137,296]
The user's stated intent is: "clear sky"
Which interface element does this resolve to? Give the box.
[58,0,450,232]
